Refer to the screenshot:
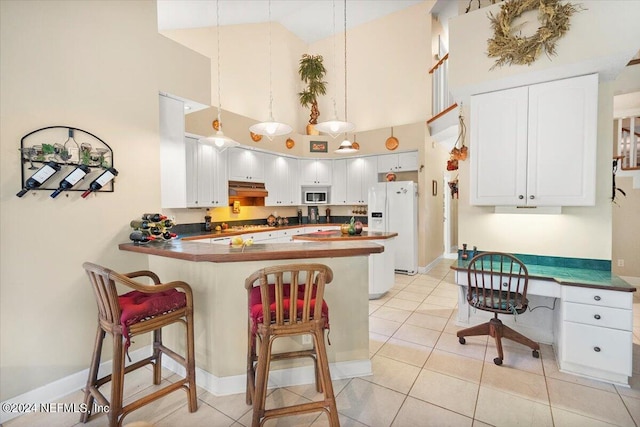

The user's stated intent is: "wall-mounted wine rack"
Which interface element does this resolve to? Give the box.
[19,126,115,196]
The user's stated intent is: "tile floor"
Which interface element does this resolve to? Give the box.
[4,259,640,427]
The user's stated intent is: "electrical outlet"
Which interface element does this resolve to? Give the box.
[617,259,625,267]
[302,335,312,345]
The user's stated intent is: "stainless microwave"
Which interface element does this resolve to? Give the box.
[304,190,328,204]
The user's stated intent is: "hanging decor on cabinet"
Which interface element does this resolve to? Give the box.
[285,138,295,149]
[250,132,262,142]
[450,107,468,161]
[17,126,116,198]
[446,106,467,171]
[487,0,582,69]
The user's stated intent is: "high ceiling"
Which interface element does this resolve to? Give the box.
[157,0,423,44]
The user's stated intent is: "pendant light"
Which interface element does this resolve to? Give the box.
[249,0,292,140]
[317,0,355,139]
[199,0,240,151]
[333,1,358,154]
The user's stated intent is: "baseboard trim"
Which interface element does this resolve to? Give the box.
[419,255,444,274]
[162,354,372,396]
[0,346,152,424]
[0,347,372,423]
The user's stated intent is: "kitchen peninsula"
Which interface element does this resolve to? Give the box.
[119,239,383,395]
[293,230,398,299]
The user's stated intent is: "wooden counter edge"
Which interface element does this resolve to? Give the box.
[119,241,383,263]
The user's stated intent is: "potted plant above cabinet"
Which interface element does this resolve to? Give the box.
[298,54,327,135]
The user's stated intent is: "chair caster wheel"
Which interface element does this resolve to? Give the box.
[532,350,539,358]
[493,357,503,365]
[458,337,466,345]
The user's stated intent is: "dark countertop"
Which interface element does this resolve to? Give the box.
[119,239,383,263]
[450,259,635,292]
[180,224,356,241]
[293,230,398,241]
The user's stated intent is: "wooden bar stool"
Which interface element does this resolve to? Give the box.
[81,262,197,427]
[245,263,339,426]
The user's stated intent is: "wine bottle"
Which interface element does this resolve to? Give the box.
[130,220,155,229]
[162,231,177,240]
[50,165,91,198]
[129,230,155,244]
[81,167,118,198]
[161,219,174,229]
[16,161,61,197]
[149,226,163,236]
[142,213,167,222]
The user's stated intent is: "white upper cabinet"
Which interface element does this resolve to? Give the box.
[159,95,187,208]
[228,148,265,182]
[376,151,418,173]
[300,159,332,185]
[346,157,377,204]
[264,154,299,206]
[470,74,598,206]
[185,136,228,208]
[331,159,348,205]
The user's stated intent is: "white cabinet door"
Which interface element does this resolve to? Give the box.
[527,74,597,206]
[398,151,418,171]
[300,159,332,185]
[470,74,597,206]
[159,95,187,208]
[470,86,528,206]
[265,154,299,206]
[346,157,377,204]
[332,159,348,205]
[185,136,199,207]
[228,148,265,182]
[376,151,418,173]
[186,137,229,208]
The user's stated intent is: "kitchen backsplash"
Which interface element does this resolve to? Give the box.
[165,205,367,229]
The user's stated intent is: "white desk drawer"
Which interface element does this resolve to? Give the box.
[563,287,632,309]
[563,302,632,330]
[563,322,632,375]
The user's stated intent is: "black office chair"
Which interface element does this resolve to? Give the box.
[457,252,540,365]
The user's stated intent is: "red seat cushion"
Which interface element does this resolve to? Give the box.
[249,285,329,334]
[119,289,186,347]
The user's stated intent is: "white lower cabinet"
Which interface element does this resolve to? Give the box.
[556,287,633,385]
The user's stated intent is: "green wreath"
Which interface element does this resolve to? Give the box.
[487,0,582,69]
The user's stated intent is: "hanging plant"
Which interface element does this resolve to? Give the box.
[487,0,582,69]
[297,54,327,127]
[450,109,468,161]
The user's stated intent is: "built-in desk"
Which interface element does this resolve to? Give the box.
[451,256,635,386]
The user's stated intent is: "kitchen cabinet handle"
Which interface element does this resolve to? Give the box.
[594,296,601,301]
[530,195,535,200]
[594,346,601,352]
[518,195,524,200]
[594,314,601,320]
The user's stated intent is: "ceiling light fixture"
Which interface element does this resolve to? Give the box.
[317,0,355,139]
[199,0,240,152]
[334,1,358,154]
[249,0,292,141]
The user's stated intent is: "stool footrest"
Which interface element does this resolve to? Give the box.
[263,400,332,420]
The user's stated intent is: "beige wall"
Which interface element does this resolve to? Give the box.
[447,1,640,261]
[0,0,211,400]
[0,0,448,403]
[164,1,434,135]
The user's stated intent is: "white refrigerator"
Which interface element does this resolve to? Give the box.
[368,181,418,275]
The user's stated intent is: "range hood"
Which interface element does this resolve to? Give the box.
[228,181,268,206]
